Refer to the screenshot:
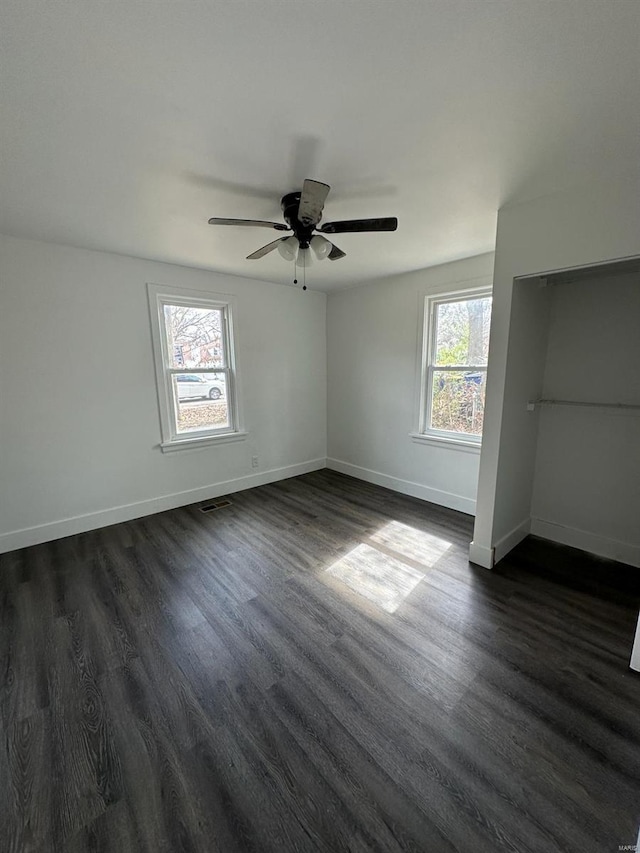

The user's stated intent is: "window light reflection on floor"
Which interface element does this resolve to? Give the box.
[324,522,452,614]
[370,521,451,567]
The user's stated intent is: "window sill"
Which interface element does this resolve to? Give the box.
[409,432,482,454]
[160,431,248,453]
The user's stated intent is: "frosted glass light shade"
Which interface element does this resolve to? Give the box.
[310,234,332,260]
[277,236,298,261]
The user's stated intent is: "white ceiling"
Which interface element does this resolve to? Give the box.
[1,1,638,292]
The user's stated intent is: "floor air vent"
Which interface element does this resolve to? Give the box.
[200,499,232,513]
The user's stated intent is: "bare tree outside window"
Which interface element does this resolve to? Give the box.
[164,305,224,370]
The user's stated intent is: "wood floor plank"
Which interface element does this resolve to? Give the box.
[98,661,222,853]
[45,614,116,847]
[1,469,639,852]
[4,709,53,853]
[265,672,458,853]
[1,580,50,728]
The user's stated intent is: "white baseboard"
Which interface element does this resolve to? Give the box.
[468,541,495,569]
[530,518,640,568]
[0,458,326,555]
[494,518,531,564]
[326,457,476,516]
[469,518,531,569]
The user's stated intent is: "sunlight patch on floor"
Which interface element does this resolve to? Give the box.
[369,520,452,567]
[324,522,453,614]
[325,544,425,613]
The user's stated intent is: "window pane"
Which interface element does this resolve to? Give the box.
[435,297,491,366]
[164,304,225,368]
[430,371,486,436]
[172,372,229,433]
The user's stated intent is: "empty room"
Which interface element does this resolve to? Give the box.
[1,2,639,851]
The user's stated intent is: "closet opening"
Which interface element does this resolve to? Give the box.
[515,255,640,568]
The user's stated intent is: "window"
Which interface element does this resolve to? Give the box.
[147,284,244,451]
[417,288,492,446]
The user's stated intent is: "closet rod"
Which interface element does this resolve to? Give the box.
[534,399,640,411]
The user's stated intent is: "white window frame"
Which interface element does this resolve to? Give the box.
[412,285,492,451]
[147,283,246,452]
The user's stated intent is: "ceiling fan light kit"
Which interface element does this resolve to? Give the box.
[310,234,332,260]
[277,235,298,261]
[208,178,398,289]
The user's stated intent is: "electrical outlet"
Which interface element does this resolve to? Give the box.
[251,455,259,468]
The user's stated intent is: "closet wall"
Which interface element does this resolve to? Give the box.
[530,268,640,566]
[471,174,640,569]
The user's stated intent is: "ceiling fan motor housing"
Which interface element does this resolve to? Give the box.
[281,192,315,248]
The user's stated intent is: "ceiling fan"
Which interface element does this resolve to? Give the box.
[208,178,398,266]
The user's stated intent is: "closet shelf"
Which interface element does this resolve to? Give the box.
[532,398,640,411]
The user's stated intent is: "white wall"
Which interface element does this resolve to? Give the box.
[471,173,640,568]
[0,234,327,552]
[486,277,552,562]
[326,253,495,515]
[530,271,640,566]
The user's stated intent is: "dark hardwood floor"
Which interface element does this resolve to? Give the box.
[1,469,639,852]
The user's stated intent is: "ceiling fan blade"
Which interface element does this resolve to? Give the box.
[320,216,398,234]
[298,179,330,226]
[246,237,288,260]
[328,243,346,261]
[208,217,289,231]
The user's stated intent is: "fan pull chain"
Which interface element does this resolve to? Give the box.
[292,255,307,290]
